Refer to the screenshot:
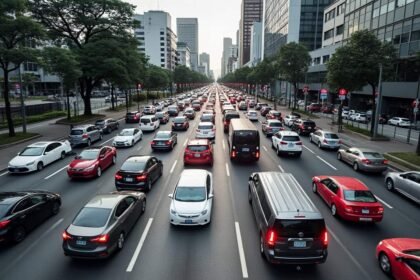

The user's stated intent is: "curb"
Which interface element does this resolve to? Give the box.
[0,134,42,150]
[384,153,420,172]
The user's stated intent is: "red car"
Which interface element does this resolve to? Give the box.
[266,110,282,121]
[307,103,322,112]
[184,139,213,166]
[376,238,420,280]
[67,146,116,179]
[311,176,384,222]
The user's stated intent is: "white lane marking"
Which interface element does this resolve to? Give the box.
[170,160,177,174]
[235,222,249,279]
[375,195,393,209]
[328,227,373,280]
[303,145,315,154]
[222,140,226,151]
[262,146,267,152]
[99,137,114,145]
[183,139,188,147]
[126,218,154,272]
[44,165,68,180]
[316,156,337,170]
[278,165,284,172]
[136,145,143,151]
[0,171,9,177]
[226,163,230,177]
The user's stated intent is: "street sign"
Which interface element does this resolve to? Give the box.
[303,85,309,93]
[320,88,328,94]
[320,94,327,100]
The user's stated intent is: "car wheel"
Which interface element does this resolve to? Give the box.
[337,152,342,161]
[131,140,134,147]
[271,141,274,149]
[87,139,92,146]
[318,141,322,149]
[12,226,26,243]
[51,201,60,215]
[331,204,338,217]
[260,234,266,259]
[379,253,392,275]
[312,182,317,193]
[146,179,152,192]
[60,151,66,160]
[309,136,313,143]
[353,162,359,171]
[276,145,281,156]
[386,179,394,191]
[37,162,44,171]
[117,232,125,250]
[248,187,252,204]
[96,166,102,177]
[141,198,147,214]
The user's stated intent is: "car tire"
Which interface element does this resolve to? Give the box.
[386,179,394,191]
[117,232,125,251]
[60,151,66,160]
[353,162,359,171]
[331,204,338,217]
[312,182,318,193]
[276,145,281,157]
[378,253,392,275]
[141,199,146,214]
[260,233,266,260]
[96,166,102,177]
[131,140,134,147]
[37,162,44,171]
[309,136,313,143]
[87,139,92,146]
[146,179,152,192]
[248,187,252,204]
[51,201,60,215]
[12,226,26,243]
[318,141,322,149]
[337,152,342,161]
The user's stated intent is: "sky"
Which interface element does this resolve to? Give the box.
[127,0,242,78]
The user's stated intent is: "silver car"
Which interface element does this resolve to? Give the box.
[310,130,341,150]
[69,125,102,146]
[385,171,420,204]
[337,147,388,173]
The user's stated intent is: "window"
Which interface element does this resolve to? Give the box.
[161,53,165,57]
[115,200,129,217]
[313,57,321,65]
[327,182,339,194]
[160,31,164,35]
[23,62,38,72]
[161,59,165,62]
[323,55,330,63]
[13,198,33,213]
[206,175,211,195]
[337,3,346,15]
[160,37,164,41]
[30,195,45,205]
[160,43,164,46]
[336,24,344,35]
[324,29,334,40]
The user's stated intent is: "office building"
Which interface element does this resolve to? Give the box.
[250,21,263,66]
[176,42,191,69]
[199,52,210,76]
[240,0,263,66]
[177,18,199,71]
[221,37,233,77]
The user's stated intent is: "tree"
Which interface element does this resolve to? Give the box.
[21,73,39,96]
[0,0,45,136]
[275,42,311,110]
[30,0,138,116]
[327,30,396,134]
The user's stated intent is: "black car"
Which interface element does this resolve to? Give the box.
[291,119,317,135]
[172,116,189,131]
[62,192,146,259]
[115,156,163,192]
[125,111,142,123]
[95,118,119,134]
[0,191,61,243]
[151,131,178,151]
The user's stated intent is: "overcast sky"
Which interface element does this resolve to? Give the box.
[127,0,242,78]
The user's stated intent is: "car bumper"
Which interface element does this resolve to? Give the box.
[172,126,188,131]
[115,180,147,191]
[8,165,35,173]
[151,144,172,150]
[113,141,132,147]
[170,212,211,226]
[340,212,383,222]
[184,156,212,165]
[69,139,88,145]
[359,164,388,173]
[320,143,341,149]
[63,243,114,259]
[140,126,155,131]
[196,133,215,139]
[67,169,96,178]
[265,250,328,264]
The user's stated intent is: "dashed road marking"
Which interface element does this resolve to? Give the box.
[235,222,249,279]
[226,163,230,177]
[316,156,337,170]
[303,145,315,154]
[99,138,114,145]
[262,146,267,152]
[126,218,154,272]
[278,165,284,172]
[375,195,393,209]
[183,139,188,147]
[44,165,68,180]
[0,171,9,177]
[170,160,177,174]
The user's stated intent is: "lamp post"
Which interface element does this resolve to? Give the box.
[18,65,27,133]
[373,63,383,139]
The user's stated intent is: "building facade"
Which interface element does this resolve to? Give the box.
[199,52,210,77]
[221,37,233,77]
[176,18,199,71]
[176,42,191,69]
[250,21,263,66]
[240,0,263,66]
[134,11,177,70]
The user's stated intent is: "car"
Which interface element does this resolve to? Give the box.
[200,113,215,124]
[62,191,146,259]
[291,119,317,135]
[255,103,268,110]
[184,139,213,166]
[167,105,179,116]
[112,128,143,147]
[238,101,247,110]
[183,108,196,119]
[307,103,322,112]
[169,169,214,226]
[342,108,350,119]
[312,176,384,222]
[125,111,142,123]
[337,147,388,173]
[69,124,102,146]
[205,104,215,111]
[192,101,201,111]
[154,101,165,111]
[223,111,240,132]
[95,118,119,134]
[388,117,411,127]
[376,238,420,280]
[143,105,156,115]
[8,141,72,173]
[309,130,341,150]
[283,114,298,127]
[321,104,334,114]
[67,146,117,179]
[228,119,260,162]
[248,100,256,108]
[297,100,305,106]
[266,110,282,121]
[245,110,258,121]
[260,106,272,117]
[177,101,185,111]
[351,113,368,123]
[0,191,61,243]
[196,122,216,139]
[222,105,236,115]
[115,155,163,191]
[248,172,328,264]
[139,115,160,132]
[385,171,420,204]
[261,120,284,136]
[202,109,215,116]
[271,131,302,157]
[172,116,189,131]
[151,131,177,151]
[155,111,170,124]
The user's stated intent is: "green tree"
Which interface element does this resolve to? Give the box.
[327,30,396,134]
[30,0,138,116]
[0,0,45,136]
[275,42,311,109]
[21,73,39,96]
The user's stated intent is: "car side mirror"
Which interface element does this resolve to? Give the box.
[400,174,407,179]
[395,256,404,262]
[208,194,214,199]
[44,152,49,155]
[168,194,173,199]
[99,154,105,159]
[17,152,21,155]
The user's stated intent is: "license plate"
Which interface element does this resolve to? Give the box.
[125,177,133,182]
[362,209,370,214]
[359,217,372,221]
[203,132,208,134]
[176,124,181,126]
[293,241,306,248]
[184,219,193,224]
[288,143,294,147]
[194,153,201,158]
[308,127,312,129]
[242,148,250,152]
[76,240,86,246]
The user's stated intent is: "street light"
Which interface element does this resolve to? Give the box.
[373,63,383,139]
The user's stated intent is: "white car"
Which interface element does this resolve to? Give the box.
[353,113,368,123]
[388,117,411,127]
[246,110,259,121]
[283,115,298,127]
[169,169,214,226]
[8,141,72,173]
[139,115,160,132]
[112,128,143,147]
[341,110,349,119]
[271,131,302,157]
[196,122,215,139]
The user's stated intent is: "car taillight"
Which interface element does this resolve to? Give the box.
[62,231,73,241]
[255,151,260,158]
[361,159,372,164]
[266,229,277,247]
[90,234,109,243]
[115,173,123,180]
[136,173,148,181]
[296,141,302,145]
[231,150,237,158]
[134,116,138,120]
[151,141,156,145]
[165,140,172,145]
[323,230,328,247]
[0,220,11,229]
[345,206,354,213]
[377,207,384,214]
[82,134,88,139]
[224,121,228,125]
[383,159,389,164]
[280,141,287,145]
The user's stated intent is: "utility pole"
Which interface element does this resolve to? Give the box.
[18,65,27,133]
[373,63,383,139]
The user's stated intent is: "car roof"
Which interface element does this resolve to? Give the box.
[141,115,155,119]
[121,128,136,131]
[279,131,299,136]
[178,169,208,187]
[230,119,257,131]
[198,122,214,126]
[73,124,93,129]
[267,119,281,123]
[187,139,210,146]
[28,141,55,147]
[0,192,31,205]
[328,176,369,191]
[125,155,151,163]
[85,194,128,209]
[355,148,380,153]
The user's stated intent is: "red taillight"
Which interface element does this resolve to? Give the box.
[323,230,328,247]
[115,173,123,180]
[165,140,172,145]
[255,151,260,158]
[280,141,287,145]
[151,141,156,145]
[90,234,109,243]
[266,229,277,247]
[136,173,148,181]
[377,207,384,214]
[383,159,389,164]
[0,220,11,229]
[296,141,303,145]
[62,231,73,241]
[134,116,138,120]
[224,121,228,125]
[231,150,237,158]
[82,134,88,139]
[361,159,372,164]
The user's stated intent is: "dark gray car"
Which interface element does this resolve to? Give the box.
[95,119,119,134]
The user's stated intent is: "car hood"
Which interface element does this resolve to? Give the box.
[172,200,207,214]
[69,159,97,169]
[9,155,41,166]
[67,224,106,237]
[114,136,133,142]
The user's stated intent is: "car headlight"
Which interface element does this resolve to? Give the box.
[201,209,208,215]
[26,161,35,166]
[170,209,177,215]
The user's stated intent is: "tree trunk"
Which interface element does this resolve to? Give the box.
[79,78,93,116]
[293,82,298,110]
[66,88,71,120]
[111,85,115,110]
[370,84,376,135]
[3,71,15,137]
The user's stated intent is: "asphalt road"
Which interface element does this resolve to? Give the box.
[0,85,418,280]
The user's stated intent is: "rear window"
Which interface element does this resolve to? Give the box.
[303,122,316,126]
[120,160,146,171]
[233,131,259,145]
[282,135,300,141]
[225,114,240,120]
[174,117,186,123]
[0,204,9,218]
[140,118,151,124]
[363,152,383,158]
[269,122,282,127]
[274,219,326,238]
[127,112,136,116]
[324,133,339,139]
[343,190,377,203]
[70,129,84,135]
[72,207,111,228]
[198,125,213,130]
[187,145,209,152]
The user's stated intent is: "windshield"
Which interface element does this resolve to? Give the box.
[156,132,171,139]
[175,187,206,202]
[72,207,111,228]
[174,117,186,123]
[282,135,300,141]
[269,122,282,127]
[187,145,209,152]
[343,190,377,202]
[363,152,383,158]
[121,160,146,172]
[248,112,257,116]
[198,125,213,130]
[70,129,83,135]
[119,130,134,136]
[233,131,259,145]
[78,150,99,160]
[274,219,325,238]
[20,147,44,156]
[140,118,150,124]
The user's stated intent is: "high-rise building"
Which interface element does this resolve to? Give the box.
[239,0,263,66]
[264,0,333,58]
[221,37,232,77]
[134,11,177,70]
[176,42,191,69]
[199,52,210,77]
[177,18,199,71]
[250,21,263,66]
